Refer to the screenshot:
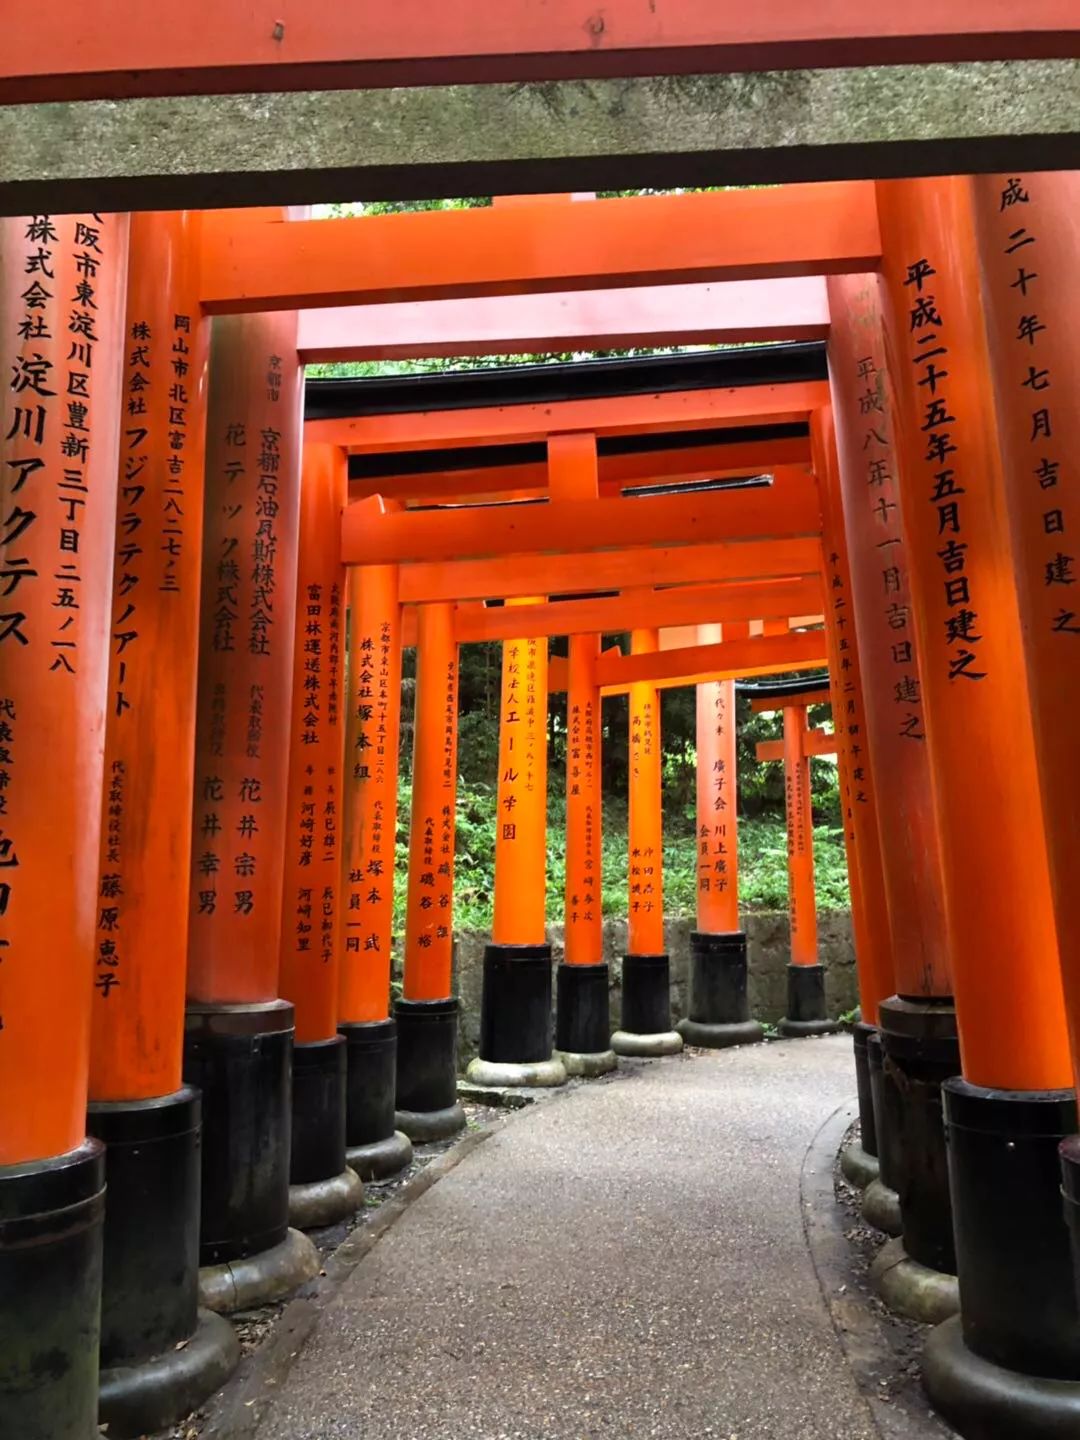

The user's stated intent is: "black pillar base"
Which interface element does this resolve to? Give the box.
[862,1029,903,1234]
[612,953,683,1056]
[676,930,764,1048]
[555,961,611,1055]
[880,996,959,1275]
[478,943,555,1063]
[87,1087,239,1434]
[853,1020,878,1156]
[1061,1136,1080,1316]
[287,1035,362,1228]
[97,1309,239,1440]
[0,1139,105,1440]
[183,999,293,1266]
[923,1081,1080,1438]
[777,963,839,1036]
[394,996,466,1141]
[341,1019,413,1180]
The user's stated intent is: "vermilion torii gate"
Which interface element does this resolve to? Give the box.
[2,165,1080,1440]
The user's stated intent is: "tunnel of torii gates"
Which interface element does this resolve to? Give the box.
[2,172,1080,1440]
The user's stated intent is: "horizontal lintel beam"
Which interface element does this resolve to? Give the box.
[297,277,830,362]
[316,380,830,454]
[399,537,821,605]
[546,630,829,692]
[5,7,1078,104]
[756,729,838,761]
[343,474,820,566]
[200,184,879,314]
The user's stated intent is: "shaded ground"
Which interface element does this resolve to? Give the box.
[246,1037,902,1440]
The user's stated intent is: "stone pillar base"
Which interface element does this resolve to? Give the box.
[465,1056,567,1088]
[924,1316,1080,1440]
[98,1308,240,1439]
[198,1227,319,1315]
[395,1102,467,1144]
[611,1029,684,1058]
[554,1048,618,1078]
[862,1177,903,1236]
[347,1130,413,1183]
[288,1167,364,1229]
[840,1141,880,1191]
[678,1017,765,1049]
[870,1237,959,1325]
[778,964,837,1035]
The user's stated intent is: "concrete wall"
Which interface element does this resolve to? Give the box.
[446,909,857,1068]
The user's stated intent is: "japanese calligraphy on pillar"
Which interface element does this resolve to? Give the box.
[980,177,1076,635]
[91,213,209,1106]
[565,634,602,963]
[627,643,663,954]
[339,563,402,1022]
[903,256,988,685]
[493,619,548,947]
[0,213,126,1154]
[187,312,302,1003]
[403,602,458,998]
[696,682,732,906]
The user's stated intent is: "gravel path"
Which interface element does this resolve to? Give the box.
[254,1036,881,1439]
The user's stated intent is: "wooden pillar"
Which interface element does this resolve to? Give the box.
[678,620,763,1050]
[471,603,564,1083]
[0,210,128,1439]
[338,557,411,1176]
[182,297,318,1292]
[277,442,361,1222]
[694,623,740,936]
[828,273,961,1272]
[396,602,466,1134]
[970,169,1080,1322]
[614,627,681,1055]
[563,633,602,965]
[554,631,613,1069]
[80,211,239,1425]
[784,704,818,965]
[876,175,1078,1426]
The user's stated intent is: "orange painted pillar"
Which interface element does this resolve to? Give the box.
[396,602,466,1132]
[277,441,361,1216]
[828,274,960,1265]
[784,704,818,966]
[182,300,317,1282]
[970,170,1080,1308]
[81,211,238,1419]
[554,631,613,1068]
[564,632,603,965]
[614,628,681,1054]
[876,175,1077,1409]
[0,210,128,1437]
[471,601,564,1083]
[338,557,411,1174]
[680,621,764,1049]
[814,429,895,1033]
[695,624,741,937]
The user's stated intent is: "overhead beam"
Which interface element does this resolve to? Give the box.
[750,686,832,712]
[5,5,1076,104]
[312,381,830,453]
[297,278,830,362]
[546,630,829,693]
[342,473,820,566]
[348,434,811,503]
[5,65,1077,218]
[757,731,838,760]
[400,537,822,605]
[198,184,879,314]
[418,579,825,647]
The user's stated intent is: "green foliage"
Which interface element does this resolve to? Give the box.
[388,774,849,938]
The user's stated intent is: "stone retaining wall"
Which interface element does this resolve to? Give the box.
[442,909,856,1067]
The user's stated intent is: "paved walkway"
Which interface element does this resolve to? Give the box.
[255,1036,879,1439]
